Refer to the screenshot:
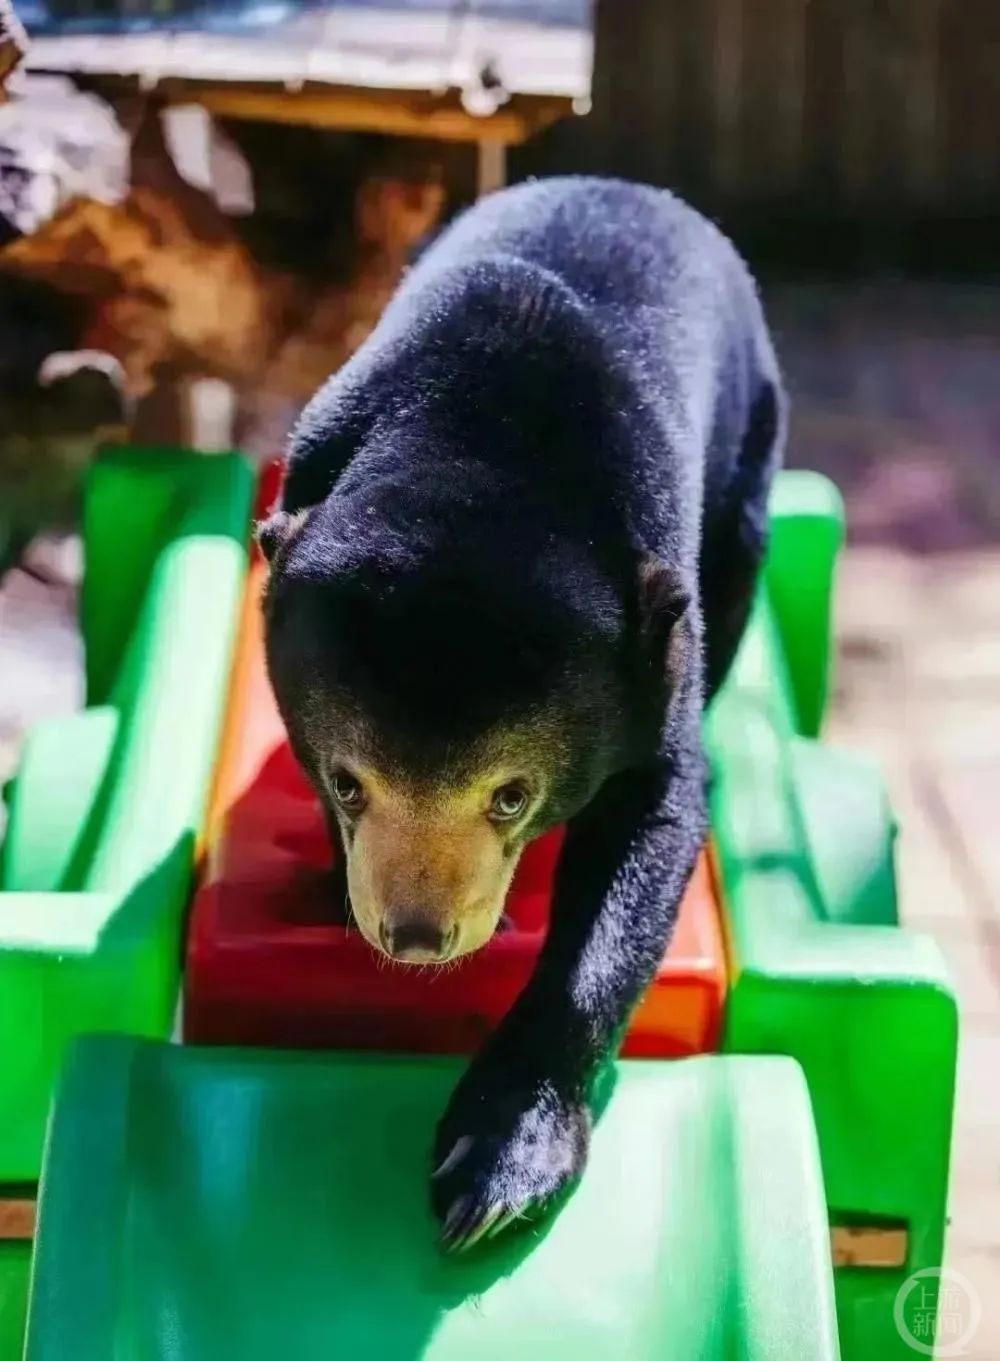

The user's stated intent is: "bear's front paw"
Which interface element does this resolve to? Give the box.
[431,1069,590,1252]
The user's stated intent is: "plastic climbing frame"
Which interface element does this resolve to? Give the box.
[0,447,252,1358]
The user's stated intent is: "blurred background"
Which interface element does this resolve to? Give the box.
[0,1,997,1346]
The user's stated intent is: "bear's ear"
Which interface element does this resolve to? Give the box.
[256,509,309,563]
[638,554,692,683]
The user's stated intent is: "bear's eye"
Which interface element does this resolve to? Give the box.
[331,769,366,813]
[489,781,530,822]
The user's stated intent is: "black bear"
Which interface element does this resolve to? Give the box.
[260,177,784,1250]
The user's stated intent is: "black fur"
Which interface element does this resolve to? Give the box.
[263,177,784,1248]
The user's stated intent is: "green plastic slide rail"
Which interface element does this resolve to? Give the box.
[710,471,958,1361]
[0,448,252,1356]
[26,1037,841,1361]
[0,1251,27,1361]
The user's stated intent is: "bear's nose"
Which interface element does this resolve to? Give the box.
[379,917,455,962]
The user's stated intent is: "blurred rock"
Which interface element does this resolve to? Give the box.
[0,73,128,240]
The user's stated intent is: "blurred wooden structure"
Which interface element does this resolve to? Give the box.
[521,0,999,219]
[25,5,592,193]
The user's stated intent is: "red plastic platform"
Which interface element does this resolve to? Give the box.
[184,559,728,1056]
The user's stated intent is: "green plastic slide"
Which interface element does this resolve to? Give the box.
[0,448,252,1357]
[26,1036,841,1361]
[709,472,958,1361]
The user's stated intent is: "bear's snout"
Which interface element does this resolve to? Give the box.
[378,914,458,963]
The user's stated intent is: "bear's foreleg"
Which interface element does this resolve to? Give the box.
[431,753,708,1250]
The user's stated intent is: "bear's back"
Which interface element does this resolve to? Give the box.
[409,177,746,318]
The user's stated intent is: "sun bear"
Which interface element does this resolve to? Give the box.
[259,177,785,1250]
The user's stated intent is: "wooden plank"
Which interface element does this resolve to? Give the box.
[711,0,744,196]
[165,83,569,145]
[838,1,872,204]
[831,0,944,209]
[670,0,717,196]
[939,0,1000,203]
[736,0,806,196]
[0,1196,35,1241]
[801,0,847,200]
[770,0,807,190]
[476,138,507,196]
[589,0,683,187]
[858,0,919,207]
[898,0,942,204]
[585,0,634,173]
[637,0,683,189]
[831,1224,908,1269]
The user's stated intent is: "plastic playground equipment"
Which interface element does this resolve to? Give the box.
[8,467,957,1361]
[0,447,253,1357]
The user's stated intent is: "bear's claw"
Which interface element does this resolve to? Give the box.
[432,1136,474,1180]
[431,1072,590,1253]
[441,1199,506,1252]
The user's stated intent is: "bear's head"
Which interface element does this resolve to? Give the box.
[259,470,690,965]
